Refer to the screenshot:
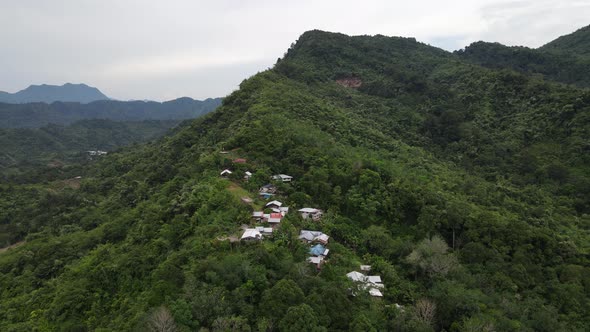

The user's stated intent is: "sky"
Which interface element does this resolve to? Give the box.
[1,0,589,101]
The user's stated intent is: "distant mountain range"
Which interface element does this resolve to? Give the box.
[0,97,222,128]
[0,83,110,104]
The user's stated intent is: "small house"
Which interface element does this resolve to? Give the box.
[241,229,262,241]
[360,265,372,272]
[220,169,233,177]
[265,200,283,209]
[298,208,323,221]
[244,171,253,180]
[272,174,293,182]
[299,230,329,245]
[259,184,277,194]
[267,212,283,224]
[233,158,247,164]
[252,211,264,221]
[255,226,273,236]
[346,270,385,297]
[307,256,324,269]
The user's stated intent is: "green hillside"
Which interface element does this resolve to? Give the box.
[0,30,589,331]
[456,41,590,87]
[541,25,590,56]
[0,119,183,181]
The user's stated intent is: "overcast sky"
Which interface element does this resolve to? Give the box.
[1,0,589,101]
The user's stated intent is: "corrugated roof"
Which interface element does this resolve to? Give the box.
[369,288,383,297]
[241,229,262,240]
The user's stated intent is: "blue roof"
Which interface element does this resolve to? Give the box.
[309,244,326,256]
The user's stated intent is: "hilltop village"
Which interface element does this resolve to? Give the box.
[219,154,387,298]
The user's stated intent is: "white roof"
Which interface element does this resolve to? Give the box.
[271,208,281,213]
[241,229,262,240]
[299,208,320,213]
[298,230,329,243]
[220,169,232,175]
[255,227,273,234]
[367,276,382,284]
[323,249,330,256]
[279,206,289,213]
[252,211,264,217]
[307,256,323,264]
[369,288,383,297]
[273,174,293,179]
[360,265,371,271]
[267,217,282,224]
[245,171,253,176]
[265,200,283,207]
[316,234,329,242]
[346,271,366,282]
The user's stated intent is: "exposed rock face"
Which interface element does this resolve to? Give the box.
[335,77,362,88]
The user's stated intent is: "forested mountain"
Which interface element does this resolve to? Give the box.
[0,97,222,128]
[456,25,590,88]
[0,28,589,331]
[0,119,182,181]
[540,25,590,56]
[456,41,590,87]
[0,83,109,104]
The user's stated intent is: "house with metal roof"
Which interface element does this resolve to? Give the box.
[298,207,323,221]
[272,174,293,182]
[265,200,283,209]
[346,270,385,297]
[299,230,330,244]
[241,228,262,241]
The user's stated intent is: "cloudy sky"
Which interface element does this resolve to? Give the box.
[1,0,589,101]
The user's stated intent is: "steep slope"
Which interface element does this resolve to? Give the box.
[0,97,222,128]
[0,30,589,331]
[541,24,590,56]
[0,83,109,103]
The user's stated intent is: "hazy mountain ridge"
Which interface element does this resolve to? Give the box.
[0,83,109,104]
[0,97,222,128]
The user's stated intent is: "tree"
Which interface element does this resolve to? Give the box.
[260,279,304,324]
[407,235,458,278]
[147,307,177,332]
[211,316,251,332]
[278,304,326,332]
[414,299,436,329]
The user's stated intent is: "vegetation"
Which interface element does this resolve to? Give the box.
[0,97,221,128]
[457,25,590,88]
[0,119,184,181]
[540,24,590,56]
[0,27,589,331]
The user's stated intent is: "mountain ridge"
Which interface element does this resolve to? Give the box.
[0,97,223,128]
[0,83,110,104]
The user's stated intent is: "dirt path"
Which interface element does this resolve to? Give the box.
[0,241,25,254]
